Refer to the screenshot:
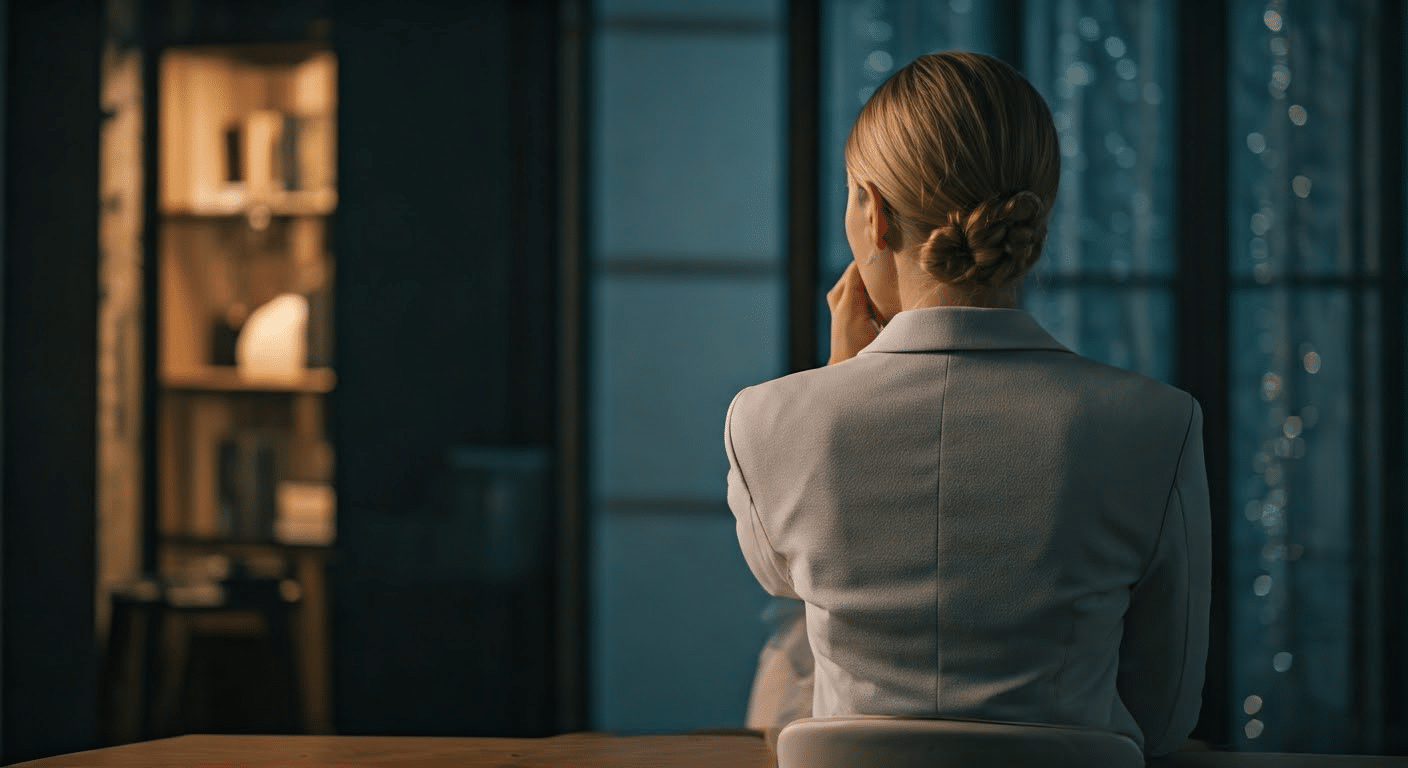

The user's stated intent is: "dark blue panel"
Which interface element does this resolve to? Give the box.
[592,33,783,258]
[590,511,772,732]
[592,275,784,500]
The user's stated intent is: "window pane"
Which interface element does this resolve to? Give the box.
[1228,2,1382,751]
[594,33,783,257]
[1229,288,1371,751]
[593,275,784,500]
[589,4,786,732]
[1021,0,1177,383]
[1025,286,1174,382]
[1229,0,1366,280]
[1023,0,1177,279]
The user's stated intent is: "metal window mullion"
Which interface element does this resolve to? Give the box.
[1347,9,1381,745]
[1377,0,1407,752]
[786,0,820,374]
[1176,0,1232,746]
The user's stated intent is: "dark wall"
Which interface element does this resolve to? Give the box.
[1,0,103,763]
[331,0,565,735]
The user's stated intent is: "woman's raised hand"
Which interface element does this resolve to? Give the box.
[826,262,883,365]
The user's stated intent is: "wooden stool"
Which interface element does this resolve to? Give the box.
[103,576,303,742]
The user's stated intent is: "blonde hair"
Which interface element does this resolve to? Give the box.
[845,51,1060,289]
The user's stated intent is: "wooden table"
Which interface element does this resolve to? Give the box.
[10,733,1408,767]
[7,734,772,768]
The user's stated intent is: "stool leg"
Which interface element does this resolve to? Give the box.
[101,599,146,744]
[137,602,163,740]
[263,598,302,732]
[152,612,190,736]
[294,555,333,733]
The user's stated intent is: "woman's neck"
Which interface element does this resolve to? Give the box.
[895,250,1018,311]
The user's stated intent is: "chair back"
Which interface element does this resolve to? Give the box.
[775,715,1144,768]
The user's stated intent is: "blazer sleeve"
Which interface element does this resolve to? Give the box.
[725,389,799,600]
[1116,397,1211,757]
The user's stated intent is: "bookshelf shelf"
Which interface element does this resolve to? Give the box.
[161,189,338,219]
[163,365,336,394]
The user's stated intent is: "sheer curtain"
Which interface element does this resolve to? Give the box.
[1227,0,1393,751]
[1021,0,1177,383]
[814,0,1406,752]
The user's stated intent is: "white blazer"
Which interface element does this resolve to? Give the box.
[725,307,1210,757]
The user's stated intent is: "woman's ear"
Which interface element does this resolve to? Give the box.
[863,181,892,251]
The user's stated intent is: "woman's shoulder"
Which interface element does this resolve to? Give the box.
[731,355,886,418]
[727,358,886,451]
[1061,352,1195,412]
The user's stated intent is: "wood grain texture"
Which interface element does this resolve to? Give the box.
[11,733,1408,768]
[7,734,775,768]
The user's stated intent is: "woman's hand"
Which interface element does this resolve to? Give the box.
[827,262,882,365]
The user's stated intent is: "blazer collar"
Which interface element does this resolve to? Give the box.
[862,307,1072,354]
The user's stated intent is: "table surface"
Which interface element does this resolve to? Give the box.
[8,733,775,768]
[10,733,1408,768]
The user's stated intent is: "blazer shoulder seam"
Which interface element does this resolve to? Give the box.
[1136,393,1198,584]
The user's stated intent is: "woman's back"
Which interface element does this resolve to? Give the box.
[726,306,1208,755]
[727,50,1208,759]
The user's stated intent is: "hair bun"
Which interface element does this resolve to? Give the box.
[919,190,1048,287]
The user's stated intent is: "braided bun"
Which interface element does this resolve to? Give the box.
[845,53,1060,293]
[918,190,1047,288]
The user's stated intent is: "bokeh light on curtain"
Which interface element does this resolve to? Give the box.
[1228,0,1386,751]
[1021,0,1177,383]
